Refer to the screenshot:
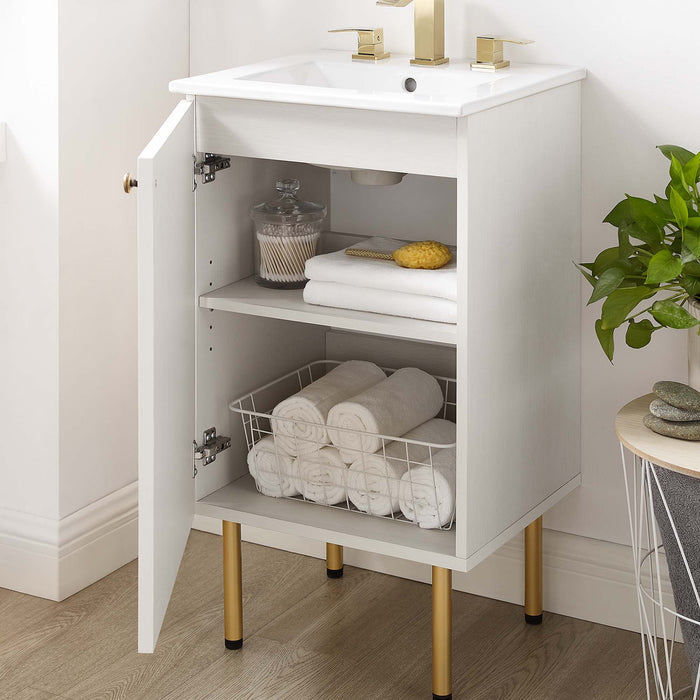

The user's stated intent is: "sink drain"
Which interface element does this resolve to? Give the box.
[403,77,417,93]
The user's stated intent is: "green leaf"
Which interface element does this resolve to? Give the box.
[592,247,623,276]
[600,286,656,330]
[654,195,674,219]
[574,263,596,287]
[681,245,697,265]
[670,156,692,200]
[626,319,658,349]
[681,276,700,298]
[670,187,689,228]
[603,199,631,227]
[687,217,700,230]
[683,152,700,185]
[650,300,700,329]
[683,229,700,258]
[595,319,615,362]
[683,260,700,276]
[618,228,633,258]
[621,222,663,248]
[626,196,668,228]
[588,265,626,304]
[646,248,683,284]
[658,144,695,165]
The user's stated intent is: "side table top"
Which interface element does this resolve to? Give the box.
[615,394,700,479]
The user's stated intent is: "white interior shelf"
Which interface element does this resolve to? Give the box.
[199,276,458,345]
[196,474,462,570]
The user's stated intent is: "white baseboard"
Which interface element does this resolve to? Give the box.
[0,490,667,635]
[192,513,670,635]
[0,482,138,601]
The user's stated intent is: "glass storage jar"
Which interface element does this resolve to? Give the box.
[250,179,327,289]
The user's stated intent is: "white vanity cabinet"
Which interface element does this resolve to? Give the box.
[136,54,585,657]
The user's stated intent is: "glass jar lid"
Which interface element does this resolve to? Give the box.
[250,179,327,225]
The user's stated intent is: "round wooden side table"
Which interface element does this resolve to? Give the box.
[616,394,700,700]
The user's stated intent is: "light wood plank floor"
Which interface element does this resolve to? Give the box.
[0,530,690,699]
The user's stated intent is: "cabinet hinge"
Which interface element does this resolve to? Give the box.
[193,427,231,477]
[194,153,231,185]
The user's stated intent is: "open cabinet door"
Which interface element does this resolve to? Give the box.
[137,100,195,653]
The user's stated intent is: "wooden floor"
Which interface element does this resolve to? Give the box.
[0,530,691,700]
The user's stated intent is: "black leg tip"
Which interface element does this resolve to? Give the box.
[525,613,543,625]
[326,567,344,579]
[225,638,243,650]
[433,694,452,699]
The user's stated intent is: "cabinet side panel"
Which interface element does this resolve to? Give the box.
[464,83,582,557]
[194,159,329,500]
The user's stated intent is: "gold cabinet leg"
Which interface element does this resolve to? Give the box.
[432,566,452,700]
[223,521,243,649]
[326,543,344,579]
[524,516,543,625]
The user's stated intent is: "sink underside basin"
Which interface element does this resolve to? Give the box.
[170,51,586,118]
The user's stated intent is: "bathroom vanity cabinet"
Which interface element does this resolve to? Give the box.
[136,52,585,672]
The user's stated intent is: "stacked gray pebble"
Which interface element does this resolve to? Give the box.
[643,381,700,441]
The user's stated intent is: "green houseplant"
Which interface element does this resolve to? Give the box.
[579,144,700,361]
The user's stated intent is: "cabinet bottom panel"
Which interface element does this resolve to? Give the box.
[195,474,467,571]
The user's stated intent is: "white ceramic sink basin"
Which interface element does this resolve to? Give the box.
[170,51,585,118]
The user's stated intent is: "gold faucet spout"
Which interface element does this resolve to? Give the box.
[377,0,448,66]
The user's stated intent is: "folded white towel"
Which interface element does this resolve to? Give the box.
[271,360,386,456]
[247,435,299,498]
[294,447,348,505]
[399,447,456,529]
[347,418,456,516]
[327,367,445,464]
[305,237,457,301]
[303,281,457,324]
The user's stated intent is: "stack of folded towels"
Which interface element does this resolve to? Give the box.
[246,360,457,529]
[302,237,457,324]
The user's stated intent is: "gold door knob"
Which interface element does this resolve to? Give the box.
[123,172,138,194]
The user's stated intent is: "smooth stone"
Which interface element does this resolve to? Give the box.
[643,413,700,441]
[653,381,700,411]
[649,398,700,422]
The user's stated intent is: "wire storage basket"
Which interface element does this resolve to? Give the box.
[229,361,457,531]
[621,449,700,699]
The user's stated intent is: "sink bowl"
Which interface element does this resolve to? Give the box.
[170,51,585,118]
[237,58,494,95]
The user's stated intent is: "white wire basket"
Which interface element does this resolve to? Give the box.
[621,448,700,699]
[229,360,457,531]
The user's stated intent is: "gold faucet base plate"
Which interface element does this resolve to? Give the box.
[410,57,449,66]
[470,60,510,72]
[353,52,391,61]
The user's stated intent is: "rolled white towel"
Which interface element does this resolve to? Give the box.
[347,419,456,516]
[399,447,456,529]
[294,447,348,505]
[247,436,299,498]
[271,360,385,456]
[327,367,444,464]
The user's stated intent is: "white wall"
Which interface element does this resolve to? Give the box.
[57,0,189,518]
[0,1,60,520]
[191,0,696,549]
[1,0,189,600]
[190,0,330,76]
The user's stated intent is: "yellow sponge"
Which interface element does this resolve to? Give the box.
[392,240,452,270]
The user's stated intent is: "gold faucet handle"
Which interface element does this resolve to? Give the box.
[471,36,534,71]
[329,28,391,61]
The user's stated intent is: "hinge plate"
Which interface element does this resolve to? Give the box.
[193,427,231,477]
[194,153,231,185]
